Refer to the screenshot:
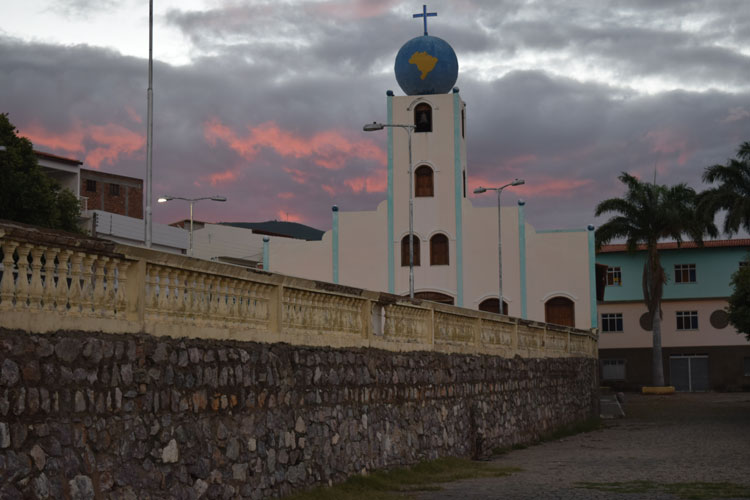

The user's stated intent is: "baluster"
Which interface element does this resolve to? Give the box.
[56,250,73,313]
[0,241,20,311]
[42,248,58,311]
[184,271,197,320]
[226,279,237,321]
[15,244,32,309]
[156,267,170,319]
[195,274,207,324]
[93,256,108,316]
[172,270,186,318]
[104,258,118,312]
[80,254,96,316]
[115,260,130,314]
[28,247,45,310]
[145,265,159,317]
[216,278,229,323]
[236,281,248,320]
[67,252,84,315]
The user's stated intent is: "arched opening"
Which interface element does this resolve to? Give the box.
[415,165,434,197]
[400,234,420,266]
[413,291,454,305]
[414,103,432,133]
[479,298,508,315]
[430,233,449,265]
[544,296,575,327]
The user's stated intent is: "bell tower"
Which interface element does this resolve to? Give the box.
[385,6,467,305]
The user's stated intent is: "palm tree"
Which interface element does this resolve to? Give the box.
[700,141,750,236]
[595,173,717,386]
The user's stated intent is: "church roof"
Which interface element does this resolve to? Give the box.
[219,221,325,241]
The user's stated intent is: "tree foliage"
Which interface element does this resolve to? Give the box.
[700,141,750,236]
[727,264,750,341]
[595,173,717,386]
[0,113,81,232]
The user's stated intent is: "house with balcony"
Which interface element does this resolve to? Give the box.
[597,240,750,391]
[33,151,188,253]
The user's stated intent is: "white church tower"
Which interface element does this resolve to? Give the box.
[384,5,468,305]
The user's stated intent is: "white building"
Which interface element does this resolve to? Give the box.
[193,34,598,329]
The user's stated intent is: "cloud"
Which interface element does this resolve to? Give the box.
[19,121,145,168]
[203,118,386,170]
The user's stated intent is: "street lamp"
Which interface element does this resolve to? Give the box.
[474,178,525,314]
[158,195,227,256]
[363,121,416,298]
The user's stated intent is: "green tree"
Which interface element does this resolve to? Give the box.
[595,173,717,386]
[700,141,750,235]
[727,264,750,341]
[0,113,81,232]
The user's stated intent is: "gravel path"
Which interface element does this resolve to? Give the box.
[416,393,750,500]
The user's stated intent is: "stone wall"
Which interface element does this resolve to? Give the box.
[0,328,598,499]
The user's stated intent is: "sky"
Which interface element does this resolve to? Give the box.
[2,0,749,232]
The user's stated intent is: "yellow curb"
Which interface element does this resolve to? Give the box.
[641,386,676,395]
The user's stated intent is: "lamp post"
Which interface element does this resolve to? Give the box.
[474,179,525,314]
[158,195,227,256]
[363,121,416,298]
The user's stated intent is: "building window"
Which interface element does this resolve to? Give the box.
[601,359,626,380]
[109,183,120,196]
[430,233,449,265]
[676,311,698,330]
[414,103,432,133]
[86,179,96,192]
[606,266,622,286]
[478,298,508,315]
[414,166,434,197]
[400,235,420,267]
[461,108,465,138]
[601,313,624,332]
[545,296,575,327]
[674,264,696,283]
[744,358,750,377]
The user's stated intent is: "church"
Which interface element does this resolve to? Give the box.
[193,8,598,330]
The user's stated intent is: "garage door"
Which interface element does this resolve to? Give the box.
[669,355,709,392]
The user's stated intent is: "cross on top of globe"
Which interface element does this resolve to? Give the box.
[394,5,459,96]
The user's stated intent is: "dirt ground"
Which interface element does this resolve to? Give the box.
[416,392,750,500]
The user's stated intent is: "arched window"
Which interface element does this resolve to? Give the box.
[430,233,449,265]
[415,165,434,197]
[545,296,575,327]
[414,103,432,133]
[413,291,454,305]
[401,234,420,267]
[479,298,508,315]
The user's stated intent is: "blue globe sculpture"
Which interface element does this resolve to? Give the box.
[395,35,458,95]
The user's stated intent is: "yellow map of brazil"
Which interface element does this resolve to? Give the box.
[409,51,438,80]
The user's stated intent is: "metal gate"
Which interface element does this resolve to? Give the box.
[669,355,709,392]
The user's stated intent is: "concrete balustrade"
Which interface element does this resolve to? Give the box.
[0,221,597,358]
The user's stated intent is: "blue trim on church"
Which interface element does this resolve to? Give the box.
[387,92,395,293]
[453,90,464,307]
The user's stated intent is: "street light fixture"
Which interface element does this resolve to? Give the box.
[158,195,227,256]
[363,121,416,298]
[473,178,525,314]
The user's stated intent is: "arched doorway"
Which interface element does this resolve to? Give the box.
[478,298,508,315]
[544,296,575,327]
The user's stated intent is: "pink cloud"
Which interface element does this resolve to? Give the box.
[276,210,302,223]
[321,185,336,196]
[644,129,693,166]
[277,192,295,199]
[312,0,399,19]
[343,171,387,194]
[203,118,386,170]
[208,170,238,186]
[125,105,143,124]
[470,176,593,199]
[19,121,145,168]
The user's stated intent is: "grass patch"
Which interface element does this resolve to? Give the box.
[491,418,603,457]
[576,480,750,499]
[283,457,521,500]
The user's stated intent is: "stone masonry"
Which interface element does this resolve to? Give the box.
[0,328,598,499]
